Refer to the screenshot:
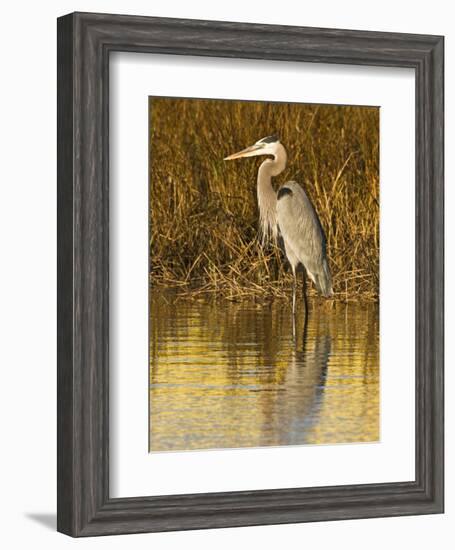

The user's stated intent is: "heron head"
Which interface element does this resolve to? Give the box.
[224,135,281,160]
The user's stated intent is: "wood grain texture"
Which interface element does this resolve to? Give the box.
[57,12,444,537]
[57,14,75,536]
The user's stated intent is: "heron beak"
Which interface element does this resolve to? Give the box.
[224,144,263,160]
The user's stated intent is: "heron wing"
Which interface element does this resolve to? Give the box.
[276,181,332,295]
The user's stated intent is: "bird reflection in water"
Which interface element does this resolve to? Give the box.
[149,293,379,452]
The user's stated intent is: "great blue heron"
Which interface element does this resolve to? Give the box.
[224,135,333,318]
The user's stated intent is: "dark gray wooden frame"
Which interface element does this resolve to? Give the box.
[57,11,444,537]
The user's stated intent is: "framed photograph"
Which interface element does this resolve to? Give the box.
[57,12,444,536]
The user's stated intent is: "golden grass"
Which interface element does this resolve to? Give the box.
[149,98,379,302]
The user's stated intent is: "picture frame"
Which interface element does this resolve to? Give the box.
[57,11,444,536]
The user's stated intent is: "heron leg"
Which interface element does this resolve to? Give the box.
[292,266,297,340]
[302,267,309,328]
[292,266,297,317]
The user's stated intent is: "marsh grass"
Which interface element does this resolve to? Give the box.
[149,98,379,302]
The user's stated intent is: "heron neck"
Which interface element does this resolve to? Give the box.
[260,145,287,178]
[256,165,279,244]
[257,147,287,190]
[257,161,277,207]
[256,145,287,243]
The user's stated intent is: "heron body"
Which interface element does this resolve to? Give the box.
[224,135,333,317]
[276,181,333,298]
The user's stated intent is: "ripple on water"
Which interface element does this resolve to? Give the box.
[150,291,379,452]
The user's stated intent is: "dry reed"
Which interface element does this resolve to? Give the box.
[149,98,379,302]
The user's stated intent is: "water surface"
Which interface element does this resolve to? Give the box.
[150,292,379,452]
